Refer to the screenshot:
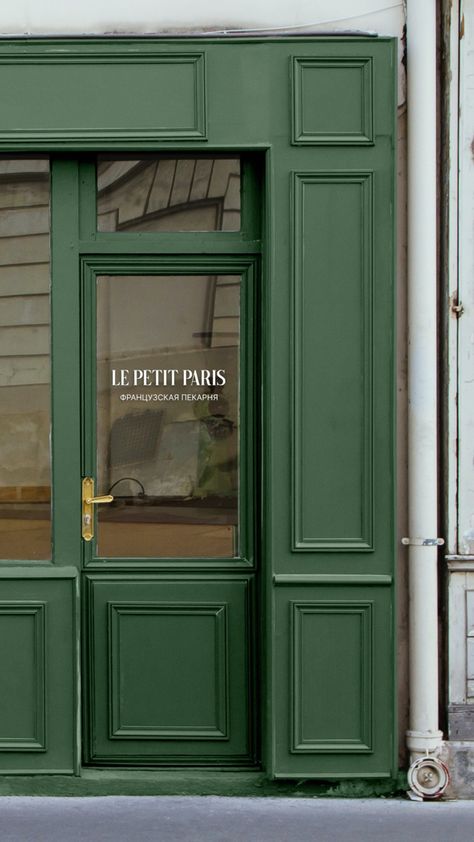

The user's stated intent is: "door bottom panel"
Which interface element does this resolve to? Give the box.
[84,575,256,765]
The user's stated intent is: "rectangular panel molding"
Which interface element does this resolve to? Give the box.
[0,602,46,751]
[86,575,252,763]
[0,45,207,148]
[0,572,77,774]
[292,172,374,551]
[292,57,373,145]
[108,601,229,740]
[291,600,373,753]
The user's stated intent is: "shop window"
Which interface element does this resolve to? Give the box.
[0,158,51,560]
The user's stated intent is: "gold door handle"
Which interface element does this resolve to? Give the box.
[82,477,114,542]
[86,495,114,505]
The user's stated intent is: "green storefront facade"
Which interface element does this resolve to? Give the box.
[0,37,396,787]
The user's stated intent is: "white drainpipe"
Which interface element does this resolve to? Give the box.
[404,0,445,788]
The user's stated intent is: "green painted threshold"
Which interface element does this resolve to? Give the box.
[0,770,407,798]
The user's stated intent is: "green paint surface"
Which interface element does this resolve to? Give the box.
[0,36,396,784]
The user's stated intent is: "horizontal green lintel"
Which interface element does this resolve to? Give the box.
[0,565,78,579]
[79,238,261,255]
[273,574,393,585]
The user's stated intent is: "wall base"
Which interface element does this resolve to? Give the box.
[440,742,474,798]
[0,769,407,798]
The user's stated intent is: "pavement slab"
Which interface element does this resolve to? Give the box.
[0,796,473,842]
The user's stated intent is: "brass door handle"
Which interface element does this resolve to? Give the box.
[82,477,114,541]
[86,495,114,505]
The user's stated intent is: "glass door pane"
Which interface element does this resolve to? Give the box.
[95,274,241,558]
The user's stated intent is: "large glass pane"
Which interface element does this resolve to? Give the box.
[96,274,240,558]
[97,157,241,232]
[0,159,51,560]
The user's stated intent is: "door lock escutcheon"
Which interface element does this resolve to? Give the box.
[82,477,114,541]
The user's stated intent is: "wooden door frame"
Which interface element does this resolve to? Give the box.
[50,155,263,768]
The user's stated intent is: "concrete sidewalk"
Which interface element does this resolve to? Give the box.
[0,796,472,842]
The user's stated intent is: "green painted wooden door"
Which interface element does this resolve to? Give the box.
[0,37,396,778]
[75,159,260,766]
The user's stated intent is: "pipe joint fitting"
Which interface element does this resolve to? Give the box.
[407,755,450,800]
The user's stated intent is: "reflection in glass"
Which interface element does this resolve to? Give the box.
[0,159,51,559]
[97,157,241,233]
[96,274,240,558]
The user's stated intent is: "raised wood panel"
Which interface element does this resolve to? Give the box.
[109,602,228,739]
[0,48,207,147]
[274,584,393,777]
[0,602,46,751]
[292,57,373,145]
[0,573,76,773]
[86,575,253,764]
[292,172,373,551]
[291,601,372,753]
